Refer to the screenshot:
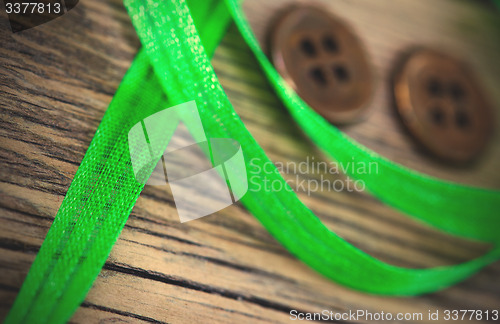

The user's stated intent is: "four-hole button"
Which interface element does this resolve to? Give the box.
[268,5,374,124]
[393,49,493,163]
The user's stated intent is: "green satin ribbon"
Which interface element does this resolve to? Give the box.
[5,0,499,323]
[123,0,500,295]
[226,0,500,243]
[4,2,231,323]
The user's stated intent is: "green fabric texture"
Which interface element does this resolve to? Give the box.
[3,2,231,323]
[123,0,500,295]
[3,51,162,324]
[224,0,500,243]
[5,0,500,323]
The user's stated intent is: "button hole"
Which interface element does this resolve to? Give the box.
[332,64,350,83]
[300,38,316,57]
[455,109,470,129]
[322,35,339,53]
[310,67,327,86]
[427,78,444,97]
[429,106,445,126]
[450,82,466,101]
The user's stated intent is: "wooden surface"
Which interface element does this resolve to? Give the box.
[1,0,499,323]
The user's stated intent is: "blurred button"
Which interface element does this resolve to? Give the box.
[393,49,493,163]
[268,5,373,124]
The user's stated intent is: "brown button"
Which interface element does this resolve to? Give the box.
[268,5,374,124]
[393,49,494,163]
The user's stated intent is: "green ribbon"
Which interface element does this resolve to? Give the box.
[226,0,500,243]
[4,2,231,323]
[5,0,499,323]
[123,0,500,295]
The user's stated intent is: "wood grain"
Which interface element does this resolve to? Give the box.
[1,0,499,323]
